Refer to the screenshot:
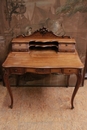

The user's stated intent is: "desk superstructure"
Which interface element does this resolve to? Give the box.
[2,27,84,109]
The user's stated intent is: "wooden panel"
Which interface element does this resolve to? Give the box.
[26,68,51,74]
[51,68,61,73]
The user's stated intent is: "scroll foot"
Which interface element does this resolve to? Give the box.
[9,105,13,109]
[71,106,74,109]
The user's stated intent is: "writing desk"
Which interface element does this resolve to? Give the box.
[2,28,84,109]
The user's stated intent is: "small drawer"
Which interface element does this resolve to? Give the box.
[51,68,61,73]
[10,68,25,74]
[35,68,51,74]
[12,43,29,52]
[59,44,75,52]
[26,68,51,74]
[63,69,78,74]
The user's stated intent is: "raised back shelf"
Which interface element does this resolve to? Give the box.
[11,27,76,52]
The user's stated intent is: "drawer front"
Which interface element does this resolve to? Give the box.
[59,44,75,52]
[51,68,61,73]
[63,69,78,74]
[10,68,25,74]
[12,43,29,52]
[26,68,51,74]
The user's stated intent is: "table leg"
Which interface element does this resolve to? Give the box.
[66,75,70,87]
[71,70,82,109]
[3,69,13,108]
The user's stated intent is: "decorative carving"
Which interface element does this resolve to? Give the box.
[38,27,49,35]
[16,27,57,38]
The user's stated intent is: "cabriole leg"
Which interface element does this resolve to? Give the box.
[71,70,82,109]
[3,69,13,108]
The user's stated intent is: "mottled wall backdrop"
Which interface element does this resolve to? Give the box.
[0,0,87,85]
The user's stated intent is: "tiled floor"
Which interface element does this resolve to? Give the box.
[0,80,87,130]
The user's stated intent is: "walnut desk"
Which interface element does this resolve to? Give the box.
[2,28,84,109]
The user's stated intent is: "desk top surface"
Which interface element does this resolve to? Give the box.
[2,51,83,69]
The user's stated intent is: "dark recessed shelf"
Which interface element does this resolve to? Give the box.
[29,41,58,52]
